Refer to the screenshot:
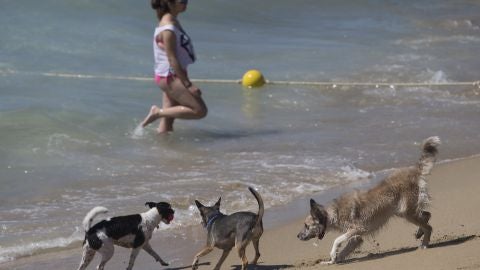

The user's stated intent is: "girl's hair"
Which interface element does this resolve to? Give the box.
[151,0,174,19]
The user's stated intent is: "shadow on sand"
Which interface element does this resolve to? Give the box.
[165,262,210,270]
[228,264,293,270]
[166,235,477,269]
[339,234,478,265]
[166,262,292,270]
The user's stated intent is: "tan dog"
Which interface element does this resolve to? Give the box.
[297,136,441,264]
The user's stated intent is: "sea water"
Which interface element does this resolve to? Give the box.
[1,0,480,264]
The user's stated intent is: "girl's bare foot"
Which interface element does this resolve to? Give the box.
[141,105,162,127]
[156,128,173,135]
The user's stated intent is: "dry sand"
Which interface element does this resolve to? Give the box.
[2,156,480,270]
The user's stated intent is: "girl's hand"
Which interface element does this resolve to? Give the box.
[188,85,202,96]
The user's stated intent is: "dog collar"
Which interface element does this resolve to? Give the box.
[205,213,222,230]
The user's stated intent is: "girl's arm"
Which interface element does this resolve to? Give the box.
[162,30,192,88]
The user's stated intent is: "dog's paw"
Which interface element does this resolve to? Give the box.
[160,260,169,266]
[328,253,337,264]
[320,260,335,265]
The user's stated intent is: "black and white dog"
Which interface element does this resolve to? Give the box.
[77,202,174,270]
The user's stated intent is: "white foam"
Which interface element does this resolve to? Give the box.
[292,183,327,194]
[336,165,373,182]
[443,19,479,31]
[395,35,480,49]
[131,125,145,139]
[0,231,82,263]
[428,70,448,84]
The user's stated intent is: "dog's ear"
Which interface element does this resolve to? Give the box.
[310,199,326,219]
[214,197,221,210]
[309,198,320,209]
[145,202,156,209]
[157,202,171,209]
[195,200,204,209]
[310,199,328,239]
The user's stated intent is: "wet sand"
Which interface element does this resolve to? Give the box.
[2,156,480,270]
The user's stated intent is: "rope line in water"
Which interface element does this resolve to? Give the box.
[1,69,479,88]
[265,80,480,87]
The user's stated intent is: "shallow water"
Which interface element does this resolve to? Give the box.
[1,0,480,263]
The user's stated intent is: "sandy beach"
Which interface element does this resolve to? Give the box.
[2,156,480,270]
[2,1,480,269]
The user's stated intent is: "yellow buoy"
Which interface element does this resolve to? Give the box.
[242,69,266,88]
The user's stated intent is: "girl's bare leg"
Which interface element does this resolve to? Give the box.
[141,78,207,128]
[157,92,176,133]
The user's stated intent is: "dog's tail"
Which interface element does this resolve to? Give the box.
[248,187,264,227]
[82,206,108,231]
[417,136,441,176]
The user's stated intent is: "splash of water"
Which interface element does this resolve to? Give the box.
[131,125,145,139]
